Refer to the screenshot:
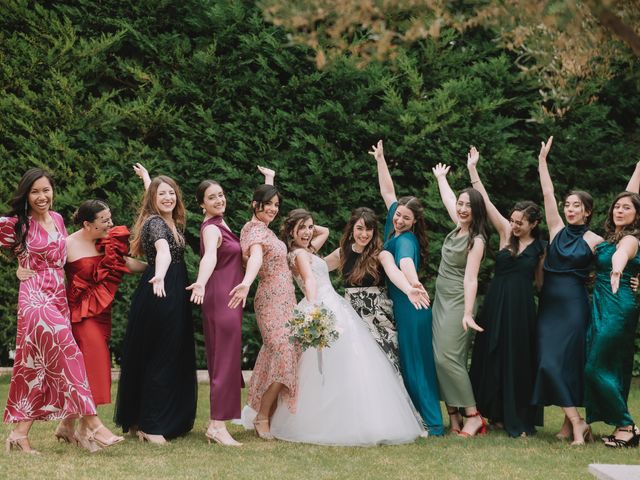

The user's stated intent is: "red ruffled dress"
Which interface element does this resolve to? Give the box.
[65,226,130,405]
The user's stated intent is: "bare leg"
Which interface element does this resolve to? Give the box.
[6,420,37,453]
[556,411,572,440]
[563,407,592,446]
[206,419,242,446]
[77,415,125,449]
[54,417,77,443]
[254,382,283,439]
[459,406,485,437]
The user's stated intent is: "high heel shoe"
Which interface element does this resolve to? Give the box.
[137,431,167,445]
[74,428,102,453]
[447,407,463,434]
[252,417,275,441]
[87,425,125,448]
[457,411,488,438]
[5,432,39,455]
[569,417,594,446]
[54,424,78,445]
[604,424,640,448]
[205,426,242,447]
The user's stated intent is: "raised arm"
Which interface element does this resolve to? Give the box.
[378,251,429,309]
[625,160,640,193]
[310,225,329,252]
[133,163,151,191]
[294,250,317,303]
[467,147,510,244]
[462,238,485,332]
[432,163,458,225]
[537,136,563,240]
[149,239,171,297]
[369,140,397,209]
[610,236,639,294]
[228,243,263,309]
[258,165,275,186]
[186,225,221,304]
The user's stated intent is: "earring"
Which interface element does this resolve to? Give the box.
[202,208,206,214]
[24,200,28,215]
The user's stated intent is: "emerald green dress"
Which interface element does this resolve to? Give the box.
[585,241,640,427]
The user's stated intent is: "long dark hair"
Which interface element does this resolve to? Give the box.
[387,196,429,266]
[280,208,313,252]
[339,207,383,286]
[71,199,110,226]
[459,188,489,251]
[604,191,640,243]
[506,201,542,257]
[6,168,54,255]
[563,190,594,225]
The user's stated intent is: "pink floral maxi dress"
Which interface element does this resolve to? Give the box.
[0,213,96,422]
[240,220,299,412]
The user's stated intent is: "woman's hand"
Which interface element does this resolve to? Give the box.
[16,265,36,281]
[611,270,622,294]
[258,165,275,185]
[149,275,166,297]
[368,140,384,162]
[629,274,639,292]
[407,284,430,309]
[432,163,451,179]
[538,136,553,161]
[186,282,205,304]
[462,313,484,332]
[228,282,250,309]
[467,146,480,169]
[133,163,151,185]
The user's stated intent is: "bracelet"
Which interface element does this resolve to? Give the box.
[471,180,480,184]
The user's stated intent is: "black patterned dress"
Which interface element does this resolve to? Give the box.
[342,247,400,374]
[115,215,197,438]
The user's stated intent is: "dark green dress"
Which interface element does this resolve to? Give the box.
[585,241,640,427]
[469,240,545,437]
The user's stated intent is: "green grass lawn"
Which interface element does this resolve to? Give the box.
[1,375,638,479]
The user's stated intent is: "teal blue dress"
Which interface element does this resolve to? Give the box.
[384,202,444,436]
[585,240,640,426]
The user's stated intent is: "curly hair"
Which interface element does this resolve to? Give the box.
[604,192,640,244]
[280,208,313,252]
[506,201,542,257]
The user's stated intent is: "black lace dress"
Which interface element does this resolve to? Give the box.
[115,215,196,438]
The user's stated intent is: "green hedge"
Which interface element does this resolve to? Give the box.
[1,0,639,372]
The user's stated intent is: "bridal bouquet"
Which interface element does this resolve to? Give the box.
[286,303,339,351]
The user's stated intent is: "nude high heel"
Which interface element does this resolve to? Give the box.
[5,432,40,455]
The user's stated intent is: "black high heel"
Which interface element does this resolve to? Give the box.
[604,424,640,448]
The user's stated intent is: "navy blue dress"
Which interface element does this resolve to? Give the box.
[531,224,593,407]
[470,240,546,437]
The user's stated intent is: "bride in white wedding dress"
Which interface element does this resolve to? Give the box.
[263,209,427,446]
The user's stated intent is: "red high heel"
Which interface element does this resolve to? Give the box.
[457,411,488,438]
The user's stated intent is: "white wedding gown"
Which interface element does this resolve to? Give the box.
[266,253,424,446]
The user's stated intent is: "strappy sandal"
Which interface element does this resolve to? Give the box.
[447,406,464,434]
[604,424,640,448]
[457,411,488,438]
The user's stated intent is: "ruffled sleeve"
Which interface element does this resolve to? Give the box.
[0,216,17,249]
[67,226,131,323]
[240,221,269,257]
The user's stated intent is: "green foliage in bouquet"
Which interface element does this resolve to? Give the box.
[286,304,339,351]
